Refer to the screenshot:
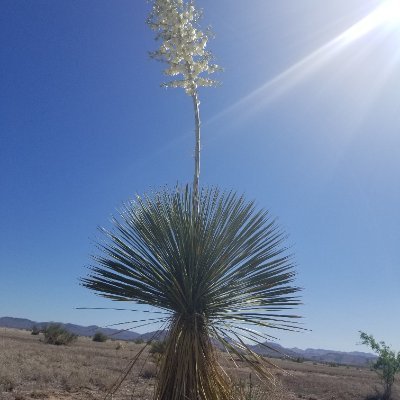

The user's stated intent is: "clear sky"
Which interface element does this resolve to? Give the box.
[1,0,399,353]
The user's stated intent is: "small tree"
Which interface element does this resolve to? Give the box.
[360,331,400,400]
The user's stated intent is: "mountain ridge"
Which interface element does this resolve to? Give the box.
[0,316,376,366]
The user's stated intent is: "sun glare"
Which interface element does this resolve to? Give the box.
[381,0,400,27]
[341,0,400,43]
[209,0,400,127]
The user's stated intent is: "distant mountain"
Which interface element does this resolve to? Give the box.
[250,341,299,358]
[0,316,140,341]
[137,330,168,342]
[1,316,376,366]
[289,347,377,366]
[0,317,36,330]
[251,342,376,366]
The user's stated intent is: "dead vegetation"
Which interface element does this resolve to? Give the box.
[0,328,399,400]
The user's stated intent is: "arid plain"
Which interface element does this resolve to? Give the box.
[1,328,398,400]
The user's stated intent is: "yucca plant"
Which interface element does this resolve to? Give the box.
[82,186,301,400]
[83,1,302,399]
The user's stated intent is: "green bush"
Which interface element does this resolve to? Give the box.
[149,340,167,355]
[43,324,77,345]
[92,332,108,342]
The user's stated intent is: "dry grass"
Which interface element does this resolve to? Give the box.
[0,328,155,400]
[1,328,399,400]
[267,358,399,400]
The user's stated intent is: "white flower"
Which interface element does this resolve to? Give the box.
[148,0,220,95]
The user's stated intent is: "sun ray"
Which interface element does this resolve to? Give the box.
[207,0,400,126]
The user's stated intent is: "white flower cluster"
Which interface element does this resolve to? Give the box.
[148,0,220,95]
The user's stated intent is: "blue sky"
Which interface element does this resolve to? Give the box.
[1,0,399,352]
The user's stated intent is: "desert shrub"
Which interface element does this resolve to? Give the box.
[149,340,167,356]
[43,324,77,346]
[31,325,40,335]
[140,363,158,379]
[92,332,107,342]
[133,338,144,344]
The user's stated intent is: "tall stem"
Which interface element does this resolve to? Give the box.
[192,90,201,212]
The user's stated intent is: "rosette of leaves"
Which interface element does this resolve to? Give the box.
[82,186,301,400]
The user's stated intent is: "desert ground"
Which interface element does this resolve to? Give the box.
[0,328,399,400]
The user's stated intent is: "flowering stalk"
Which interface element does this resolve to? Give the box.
[148,0,220,210]
[192,90,200,209]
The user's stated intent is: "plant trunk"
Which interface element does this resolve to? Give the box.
[155,315,232,400]
[383,382,392,400]
[192,91,201,213]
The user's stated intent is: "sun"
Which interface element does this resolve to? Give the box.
[209,0,400,125]
[340,0,400,44]
[379,0,400,28]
